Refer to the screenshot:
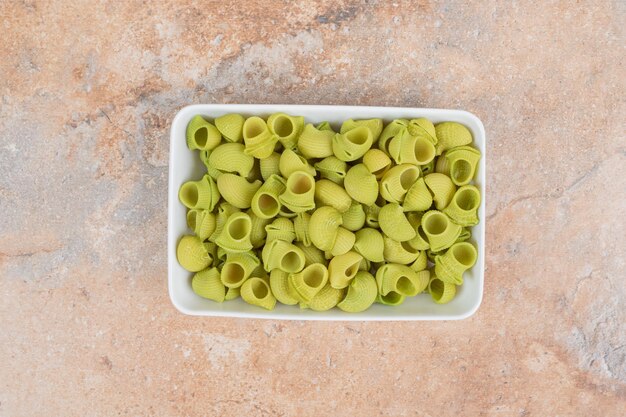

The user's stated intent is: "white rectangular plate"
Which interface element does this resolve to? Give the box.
[168,104,486,320]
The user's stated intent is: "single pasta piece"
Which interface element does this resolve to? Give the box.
[297,123,334,158]
[362,149,392,179]
[186,115,222,151]
[241,277,277,310]
[383,237,420,264]
[314,179,352,213]
[435,145,481,186]
[364,204,381,229]
[307,283,345,311]
[208,202,240,243]
[215,212,254,252]
[434,242,477,285]
[314,156,348,185]
[216,173,262,209]
[199,150,223,180]
[406,224,430,251]
[265,217,295,243]
[378,203,416,242]
[179,175,221,211]
[328,251,363,289]
[332,126,373,161]
[378,119,408,155]
[434,122,472,155]
[388,130,436,166]
[267,113,304,150]
[243,116,278,159]
[192,268,225,302]
[341,202,366,232]
[246,209,271,248]
[358,257,371,272]
[261,239,306,273]
[375,263,426,297]
[407,118,437,145]
[410,250,428,272]
[269,269,299,305]
[457,228,471,242]
[344,163,378,206]
[224,286,240,300]
[260,152,281,181]
[177,235,213,272]
[294,212,312,246]
[309,206,343,251]
[279,171,316,213]
[208,143,254,177]
[376,291,405,306]
[421,210,462,252]
[220,251,260,288]
[215,113,245,143]
[316,121,335,131]
[336,271,377,313]
[340,118,383,140]
[330,227,356,257]
[295,242,326,266]
[251,174,286,219]
[403,177,433,212]
[428,275,456,304]
[379,164,421,204]
[424,173,456,210]
[443,185,481,226]
[353,228,385,262]
[187,209,216,241]
[288,263,329,302]
[279,148,316,178]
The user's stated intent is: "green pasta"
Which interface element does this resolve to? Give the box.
[250,174,286,219]
[314,156,348,185]
[260,152,281,181]
[199,150,223,180]
[177,235,213,272]
[187,209,216,241]
[179,175,220,211]
[378,203,416,242]
[217,173,262,209]
[215,113,245,143]
[362,149,392,179]
[247,209,272,248]
[269,269,299,305]
[436,145,481,186]
[424,173,456,210]
[428,275,456,304]
[297,123,334,158]
[340,118,383,140]
[443,185,481,226]
[309,206,343,251]
[403,177,433,212]
[215,212,254,252]
[208,143,254,177]
[378,118,408,155]
[186,115,222,151]
[267,112,304,150]
[224,286,240,301]
[328,251,363,289]
[353,228,385,262]
[337,271,377,312]
[341,202,366,232]
[293,212,312,246]
[241,277,277,310]
[208,202,240,243]
[220,251,260,288]
[314,179,352,213]
[332,126,373,161]
[388,130,436,166]
[364,204,381,229]
[376,291,405,306]
[407,118,437,145]
[410,250,428,272]
[344,163,378,206]
[330,227,356,257]
[243,116,278,159]
[307,283,345,311]
[434,242,477,285]
[434,122,473,155]
[295,242,326,266]
[375,263,425,297]
[379,164,421,204]
[279,171,316,213]
[421,210,462,252]
[288,263,329,302]
[192,267,225,302]
[261,239,306,273]
[383,236,420,264]
[265,217,296,243]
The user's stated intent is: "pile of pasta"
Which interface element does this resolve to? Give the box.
[177,113,481,312]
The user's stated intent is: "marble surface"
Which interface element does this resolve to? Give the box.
[1,1,624,416]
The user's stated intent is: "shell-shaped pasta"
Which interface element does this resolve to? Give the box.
[278,204,297,219]
[293,213,312,246]
[199,150,223,180]
[421,210,462,252]
[376,291,406,306]
[265,217,295,243]
[388,130,436,166]
[295,242,326,266]
[316,121,335,131]
[217,174,262,209]
[260,152,281,181]
[187,209,216,241]
[378,119,408,155]
[297,123,335,158]
[251,174,286,219]
[177,235,213,272]
[332,126,373,161]
[344,164,378,206]
[179,175,221,211]
[241,277,277,310]
[269,269,299,305]
[208,202,240,243]
[359,258,371,272]
[279,171,316,213]
[353,228,385,262]
[434,122,472,155]
[443,185,480,226]
[403,178,433,212]
[208,143,254,177]
[220,251,260,288]
[192,267,225,302]
[438,146,481,186]
[314,156,348,185]
[341,202,366,232]
[428,275,456,304]
[246,209,271,248]
[410,250,428,272]
[215,212,254,252]
[279,148,316,178]
[309,206,343,251]
[288,263,329,302]
[380,164,421,204]
[330,227,356,257]
[364,204,381,229]
[243,116,278,159]
[434,242,477,285]
[375,263,424,297]
[307,283,345,311]
[362,149,392,179]
[457,228,471,242]
[406,224,430,251]
[314,179,352,213]
[407,118,437,145]
[383,237,421,264]
[340,118,383,140]
[328,251,363,289]
[215,113,244,143]
[267,113,304,149]
[424,173,456,210]
[337,271,377,313]
[186,115,222,151]
[224,286,240,300]
[378,203,416,242]
[261,239,306,273]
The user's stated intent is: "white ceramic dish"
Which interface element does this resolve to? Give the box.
[168,104,486,320]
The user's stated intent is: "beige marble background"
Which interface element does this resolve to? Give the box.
[1,1,624,416]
